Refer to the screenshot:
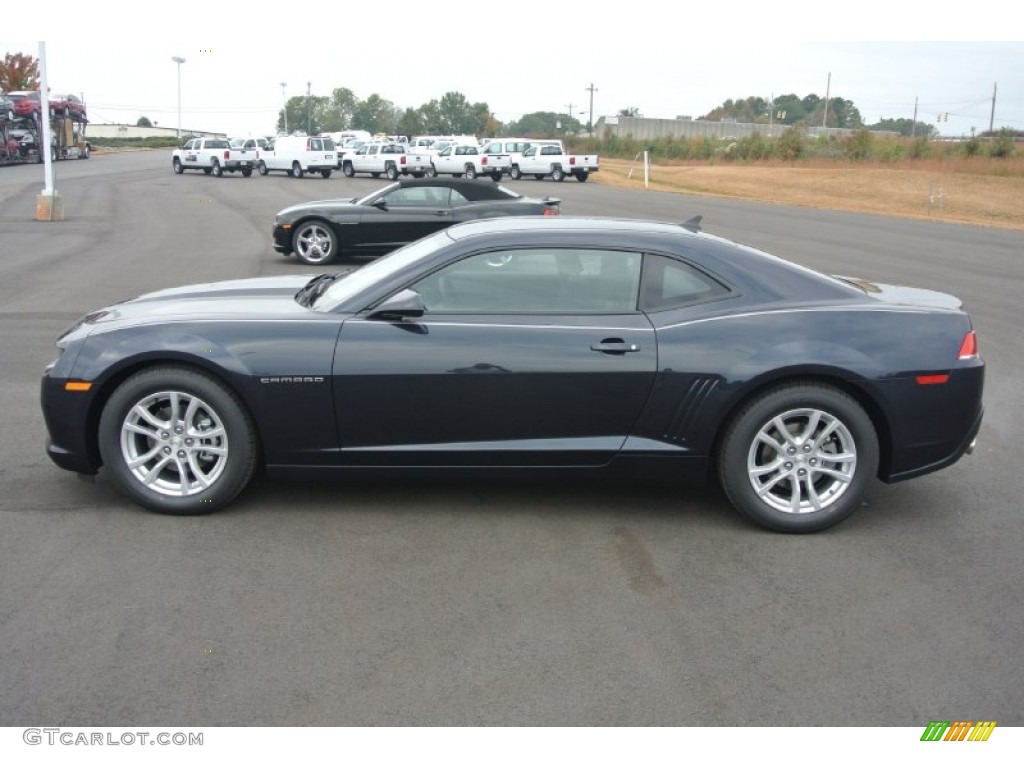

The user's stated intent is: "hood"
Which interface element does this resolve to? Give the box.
[836,276,963,311]
[277,199,359,219]
[60,276,323,341]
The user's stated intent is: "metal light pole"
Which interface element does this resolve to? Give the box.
[280,82,287,135]
[171,56,186,138]
[306,81,312,135]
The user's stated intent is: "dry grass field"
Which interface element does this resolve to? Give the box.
[595,157,1024,230]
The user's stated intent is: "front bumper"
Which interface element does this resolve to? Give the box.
[41,374,101,474]
[272,224,292,254]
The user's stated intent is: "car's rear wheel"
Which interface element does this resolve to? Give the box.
[551,167,565,182]
[292,219,337,265]
[575,172,589,182]
[172,157,183,174]
[465,164,477,179]
[258,160,268,175]
[321,169,332,178]
[718,382,878,533]
[98,367,257,515]
[292,161,304,179]
[426,165,438,178]
[211,159,222,177]
[490,171,502,182]
[385,163,399,180]
[242,167,253,178]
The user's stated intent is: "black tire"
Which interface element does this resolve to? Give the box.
[173,157,183,174]
[574,172,589,182]
[292,161,304,179]
[385,163,399,180]
[82,144,91,159]
[321,169,332,179]
[533,174,545,180]
[509,165,521,180]
[551,166,565,182]
[242,167,253,178]
[211,159,223,177]
[258,160,268,176]
[718,382,879,533]
[203,168,212,175]
[490,171,502,182]
[426,164,438,178]
[97,366,257,515]
[292,219,337,266]
[465,164,477,179]
[453,173,463,178]
[343,161,354,177]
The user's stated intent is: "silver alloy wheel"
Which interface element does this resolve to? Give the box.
[294,222,334,263]
[119,390,229,497]
[746,407,857,515]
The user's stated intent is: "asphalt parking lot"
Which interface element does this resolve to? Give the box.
[1,151,1021,726]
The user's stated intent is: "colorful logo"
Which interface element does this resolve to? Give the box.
[920,721,997,742]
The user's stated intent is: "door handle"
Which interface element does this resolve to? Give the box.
[590,340,641,354]
[434,210,449,216]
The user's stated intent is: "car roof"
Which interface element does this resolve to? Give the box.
[446,216,691,241]
[394,178,517,201]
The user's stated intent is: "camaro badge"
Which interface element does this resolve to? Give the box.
[259,376,325,384]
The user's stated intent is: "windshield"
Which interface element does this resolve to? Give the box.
[356,183,399,206]
[314,230,454,311]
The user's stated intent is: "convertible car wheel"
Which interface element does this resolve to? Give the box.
[98,367,257,515]
[293,220,337,265]
[718,382,878,533]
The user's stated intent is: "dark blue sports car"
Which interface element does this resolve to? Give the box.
[41,217,984,532]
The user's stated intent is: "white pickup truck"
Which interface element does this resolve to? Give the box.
[342,142,433,179]
[172,137,258,177]
[430,142,510,181]
[507,141,599,182]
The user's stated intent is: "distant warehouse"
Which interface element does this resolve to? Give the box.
[87,124,226,140]
[595,115,896,141]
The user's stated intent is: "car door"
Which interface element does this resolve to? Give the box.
[434,145,455,174]
[348,185,454,255]
[332,247,657,467]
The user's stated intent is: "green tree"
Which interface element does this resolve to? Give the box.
[136,116,153,127]
[352,93,399,134]
[0,52,39,92]
[870,117,935,138]
[507,111,563,136]
[329,87,358,130]
[278,94,331,134]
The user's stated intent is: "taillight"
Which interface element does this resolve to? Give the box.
[958,330,978,359]
[569,156,576,164]
[543,207,560,216]
[482,156,488,165]
[400,155,407,165]
[223,150,230,159]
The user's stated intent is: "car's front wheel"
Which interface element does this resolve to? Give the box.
[292,219,337,265]
[292,161,304,179]
[343,162,354,177]
[172,157,183,174]
[465,164,477,179]
[258,160,268,175]
[509,165,521,180]
[98,367,257,514]
[426,164,437,178]
[717,382,878,533]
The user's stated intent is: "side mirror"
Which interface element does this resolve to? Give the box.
[368,289,425,321]
[372,199,388,210]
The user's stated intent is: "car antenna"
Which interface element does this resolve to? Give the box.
[680,215,703,233]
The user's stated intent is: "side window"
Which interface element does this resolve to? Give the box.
[448,189,469,205]
[541,146,559,155]
[440,146,452,157]
[640,254,731,311]
[411,249,642,313]
[310,138,322,151]
[382,186,449,206]
[524,147,536,157]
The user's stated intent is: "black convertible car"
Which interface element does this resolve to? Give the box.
[272,178,561,266]
[42,217,983,532]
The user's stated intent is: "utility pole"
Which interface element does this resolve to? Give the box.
[911,96,918,139]
[822,72,831,130]
[306,81,312,135]
[280,82,287,135]
[768,92,773,132]
[989,82,997,134]
[171,56,186,138]
[585,82,598,133]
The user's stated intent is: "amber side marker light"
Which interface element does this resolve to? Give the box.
[64,381,92,392]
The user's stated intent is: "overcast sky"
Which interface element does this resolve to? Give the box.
[5,8,1021,139]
